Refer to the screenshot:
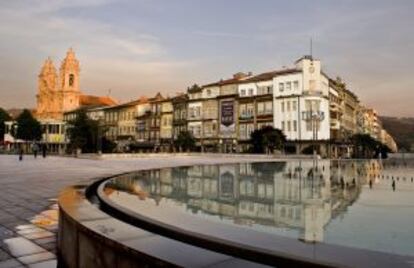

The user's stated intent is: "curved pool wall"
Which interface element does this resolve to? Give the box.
[58,160,414,268]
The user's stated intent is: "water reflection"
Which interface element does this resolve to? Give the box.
[104,159,414,246]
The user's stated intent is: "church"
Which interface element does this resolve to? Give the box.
[36,48,117,120]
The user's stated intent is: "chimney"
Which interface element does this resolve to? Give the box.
[233,72,250,79]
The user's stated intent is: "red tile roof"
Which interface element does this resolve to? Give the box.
[240,68,300,84]
[80,95,118,107]
[203,68,300,88]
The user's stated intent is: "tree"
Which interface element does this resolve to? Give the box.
[0,108,11,141]
[250,126,286,154]
[187,84,201,92]
[67,109,112,153]
[15,109,42,141]
[351,134,382,159]
[175,131,195,152]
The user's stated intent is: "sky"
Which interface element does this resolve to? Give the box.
[0,0,413,117]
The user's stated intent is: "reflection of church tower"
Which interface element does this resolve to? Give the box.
[60,48,80,112]
[37,58,59,119]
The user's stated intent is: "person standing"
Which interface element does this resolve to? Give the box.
[392,179,396,191]
[32,142,39,158]
[42,144,47,158]
[19,147,23,161]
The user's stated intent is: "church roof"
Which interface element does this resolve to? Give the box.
[79,95,118,107]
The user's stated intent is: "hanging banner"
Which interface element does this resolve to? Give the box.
[220,100,235,136]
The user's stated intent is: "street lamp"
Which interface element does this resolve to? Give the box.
[302,110,325,162]
[96,112,104,155]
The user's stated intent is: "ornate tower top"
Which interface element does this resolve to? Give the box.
[60,47,80,72]
[60,48,80,92]
[39,57,57,77]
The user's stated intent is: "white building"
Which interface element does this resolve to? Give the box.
[273,56,331,142]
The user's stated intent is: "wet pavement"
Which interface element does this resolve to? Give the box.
[0,154,273,267]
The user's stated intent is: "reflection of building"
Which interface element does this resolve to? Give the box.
[108,160,384,243]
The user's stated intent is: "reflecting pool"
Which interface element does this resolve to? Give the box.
[102,159,414,257]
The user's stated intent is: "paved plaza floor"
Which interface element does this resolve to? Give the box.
[0,154,271,268]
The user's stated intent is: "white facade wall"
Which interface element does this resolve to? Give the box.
[238,80,273,97]
[202,86,220,99]
[273,59,330,141]
[256,80,273,95]
[238,83,257,97]
[188,102,202,120]
[188,121,202,138]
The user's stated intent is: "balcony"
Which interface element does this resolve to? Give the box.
[330,119,340,130]
[303,90,323,96]
[239,114,254,120]
[187,115,202,121]
[257,110,273,116]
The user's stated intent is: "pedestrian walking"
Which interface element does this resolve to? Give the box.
[392,180,396,191]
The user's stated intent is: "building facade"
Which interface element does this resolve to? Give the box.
[54,55,397,155]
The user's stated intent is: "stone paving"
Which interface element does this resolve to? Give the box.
[0,154,273,267]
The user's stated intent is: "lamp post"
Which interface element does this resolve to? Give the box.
[97,112,104,155]
[302,109,325,162]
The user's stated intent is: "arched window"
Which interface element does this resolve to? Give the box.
[69,74,75,86]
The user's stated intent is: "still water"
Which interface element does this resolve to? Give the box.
[103,159,414,257]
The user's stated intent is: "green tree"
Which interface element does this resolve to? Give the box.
[15,109,42,141]
[67,109,103,153]
[250,126,286,154]
[351,134,381,158]
[175,131,195,152]
[0,108,11,141]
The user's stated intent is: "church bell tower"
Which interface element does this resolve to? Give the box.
[36,57,59,119]
[60,48,81,112]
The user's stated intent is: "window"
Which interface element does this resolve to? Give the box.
[258,102,264,114]
[281,121,285,131]
[279,83,284,92]
[240,89,246,96]
[281,102,285,112]
[293,81,299,90]
[246,124,255,138]
[292,101,297,111]
[286,82,291,91]
[247,104,254,117]
[207,89,211,96]
[293,120,297,132]
[248,88,254,96]
[309,80,316,91]
[287,121,291,132]
[239,124,246,139]
[287,101,291,112]
[267,85,273,94]
[265,101,272,114]
[69,74,74,86]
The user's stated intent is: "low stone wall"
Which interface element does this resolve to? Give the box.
[58,181,272,268]
[78,152,315,160]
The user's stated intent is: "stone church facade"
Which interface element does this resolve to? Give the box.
[36,48,116,120]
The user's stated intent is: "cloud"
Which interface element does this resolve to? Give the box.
[0,0,194,108]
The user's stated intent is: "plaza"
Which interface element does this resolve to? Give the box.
[0,154,279,267]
